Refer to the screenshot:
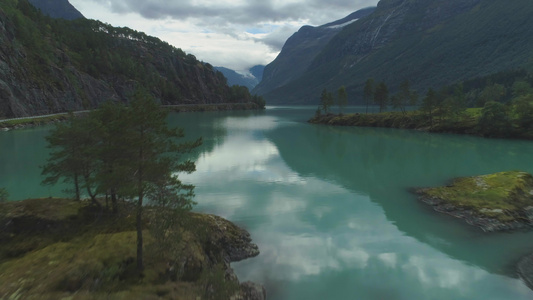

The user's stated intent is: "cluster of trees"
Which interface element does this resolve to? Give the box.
[317,86,348,115]
[41,91,201,270]
[2,0,261,107]
[228,85,266,106]
[361,69,533,137]
[362,79,419,114]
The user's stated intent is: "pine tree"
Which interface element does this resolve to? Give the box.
[337,86,348,114]
[374,81,389,113]
[363,79,374,114]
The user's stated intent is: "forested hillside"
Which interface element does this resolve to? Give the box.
[259,0,533,105]
[0,0,261,118]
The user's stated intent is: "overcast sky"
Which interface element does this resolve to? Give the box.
[69,0,378,73]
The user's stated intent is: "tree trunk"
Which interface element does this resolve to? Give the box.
[111,190,118,214]
[136,193,144,271]
[84,174,101,209]
[74,173,80,201]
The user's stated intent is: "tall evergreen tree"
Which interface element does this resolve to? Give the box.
[374,81,389,113]
[337,86,348,114]
[421,88,437,128]
[363,78,374,114]
[320,88,334,114]
[123,90,201,271]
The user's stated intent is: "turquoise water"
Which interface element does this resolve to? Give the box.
[2,106,533,299]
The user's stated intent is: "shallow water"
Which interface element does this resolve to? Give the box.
[2,106,533,299]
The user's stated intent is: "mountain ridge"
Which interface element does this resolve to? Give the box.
[0,0,260,118]
[28,0,84,20]
[252,7,376,96]
[257,0,533,104]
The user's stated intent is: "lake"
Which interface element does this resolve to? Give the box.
[2,106,533,299]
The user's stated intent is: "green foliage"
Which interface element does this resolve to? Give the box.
[478,84,507,106]
[42,92,201,270]
[512,94,533,131]
[0,0,256,113]
[363,78,374,114]
[251,94,266,108]
[421,88,437,127]
[421,171,533,222]
[391,80,417,114]
[374,81,389,113]
[477,101,512,137]
[337,86,348,114]
[320,88,334,114]
[0,188,8,202]
[512,80,532,98]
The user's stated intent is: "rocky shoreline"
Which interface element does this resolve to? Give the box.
[0,198,265,299]
[413,171,533,292]
[413,171,533,232]
[415,189,533,232]
[0,103,264,132]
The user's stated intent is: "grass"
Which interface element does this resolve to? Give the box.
[309,106,533,140]
[422,171,533,222]
[0,198,248,299]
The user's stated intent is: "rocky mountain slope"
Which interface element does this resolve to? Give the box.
[253,7,375,97]
[215,65,264,90]
[258,0,533,104]
[0,0,258,118]
[28,0,84,20]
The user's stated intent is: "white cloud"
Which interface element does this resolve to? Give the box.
[69,0,379,71]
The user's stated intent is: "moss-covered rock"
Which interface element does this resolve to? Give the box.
[0,198,264,299]
[415,171,533,232]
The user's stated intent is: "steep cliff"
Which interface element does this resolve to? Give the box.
[0,0,251,118]
[259,0,533,104]
[253,7,375,96]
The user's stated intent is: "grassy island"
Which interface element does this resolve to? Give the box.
[309,106,533,140]
[0,198,263,300]
[415,171,533,232]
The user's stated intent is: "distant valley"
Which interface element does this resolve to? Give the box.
[215,65,264,90]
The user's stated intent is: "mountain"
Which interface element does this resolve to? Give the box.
[0,0,260,118]
[253,7,375,97]
[257,0,533,104]
[28,0,84,20]
[215,65,265,90]
[249,65,264,83]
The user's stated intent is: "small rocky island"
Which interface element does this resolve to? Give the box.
[0,198,265,299]
[414,171,533,232]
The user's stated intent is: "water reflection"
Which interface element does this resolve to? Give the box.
[2,107,533,299]
[267,121,533,277]
[176,108,533,299]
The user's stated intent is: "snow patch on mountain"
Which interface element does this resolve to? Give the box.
[327,19,358,29]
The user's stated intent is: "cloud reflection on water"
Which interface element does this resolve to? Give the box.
[180,112,533,300]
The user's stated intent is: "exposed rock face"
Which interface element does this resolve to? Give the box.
[0,3,237,118]
[253,7,375,96]
[259,0,533,105]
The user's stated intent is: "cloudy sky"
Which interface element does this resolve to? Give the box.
[69,0,378,73]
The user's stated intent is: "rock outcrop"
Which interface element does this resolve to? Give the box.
[414,171,533,232]
[0,198,265,299]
